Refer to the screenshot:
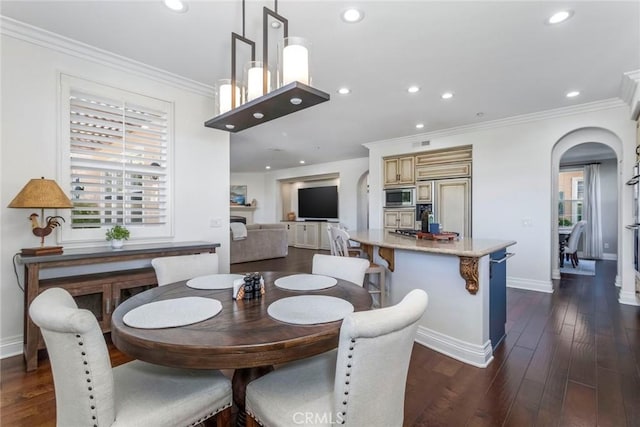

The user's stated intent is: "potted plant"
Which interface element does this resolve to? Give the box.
[105,224,130,249]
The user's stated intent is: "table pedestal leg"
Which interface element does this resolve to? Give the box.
[232,366,274,427]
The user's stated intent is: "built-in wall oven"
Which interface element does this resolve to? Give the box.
[625,163,640,274]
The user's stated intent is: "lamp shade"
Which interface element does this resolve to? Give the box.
[8,177,73,209]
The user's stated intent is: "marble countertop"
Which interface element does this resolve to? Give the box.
[349,229,516,257]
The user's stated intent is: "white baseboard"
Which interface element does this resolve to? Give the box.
[602,252,617,261]
[1,335,23,359]
[618,289,640,306]
[415,326,493,368]
[507,277,553,293]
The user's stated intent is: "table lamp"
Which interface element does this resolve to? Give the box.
[8,177,74,256]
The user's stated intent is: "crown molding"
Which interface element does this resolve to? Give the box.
[0,16,214,98]
[621,70,640,120]
[620,69,640,104]
[364,98,627,151]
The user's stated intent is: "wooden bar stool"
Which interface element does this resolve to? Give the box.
[329,226,387,307]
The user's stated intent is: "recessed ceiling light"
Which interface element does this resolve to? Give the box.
[265,166,271,170]
[271,21,281,29]
[338,87,351,95]
[299,160,305,164]
[548,10,572,24]
[441,92,454,99]
[164,0,188,13]
[342,8,364,23]
[407,86,420,94]
[253,112,264,119]
[225,124,235,130]
[290,97,302,105]
[415,123,425,129]
[566,90,580,98]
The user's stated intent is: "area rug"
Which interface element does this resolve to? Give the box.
[560,259,596,276]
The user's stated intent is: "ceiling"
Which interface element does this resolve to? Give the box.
[2,1,639,172]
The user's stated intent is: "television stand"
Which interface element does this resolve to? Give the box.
[282,221,334,251]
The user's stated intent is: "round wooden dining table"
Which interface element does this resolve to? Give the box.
[111,271,372,425]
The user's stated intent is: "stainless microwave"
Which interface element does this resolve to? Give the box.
[384,187,415,207]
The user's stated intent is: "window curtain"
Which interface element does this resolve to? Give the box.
[583,164,603,259]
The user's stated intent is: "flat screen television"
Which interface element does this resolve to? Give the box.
[298,186,338,220]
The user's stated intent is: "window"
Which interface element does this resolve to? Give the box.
[60,75,173,242]
[558,168,583,226]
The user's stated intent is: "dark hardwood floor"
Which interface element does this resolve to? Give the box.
[2,248,639,426]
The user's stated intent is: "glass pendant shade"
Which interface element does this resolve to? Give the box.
[244,61,271,102]
[280,37,310,86]
[216,79,242,115]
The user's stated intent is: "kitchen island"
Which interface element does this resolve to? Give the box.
[349,229,516,367]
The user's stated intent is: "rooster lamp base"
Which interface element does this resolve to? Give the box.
[20,210,66,256]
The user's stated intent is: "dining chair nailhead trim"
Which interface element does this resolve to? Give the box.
[76,333,99,426]
[339,337,357,424]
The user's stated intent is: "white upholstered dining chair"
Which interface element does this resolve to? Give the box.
[561,220,587,268]
[312,253,370,287]
[151,253,219,286]
[29,287,232,427]
[245,289,428,427]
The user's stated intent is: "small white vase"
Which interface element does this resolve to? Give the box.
[111,239,124,249]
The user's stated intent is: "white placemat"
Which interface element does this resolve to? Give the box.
[186,274,245,290]
[123,297,222,329]
[268,295,354,325]
[274,274,337,291]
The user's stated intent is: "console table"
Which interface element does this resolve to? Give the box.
[19,241,219,371]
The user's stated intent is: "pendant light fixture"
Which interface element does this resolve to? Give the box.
[205,0,330,133]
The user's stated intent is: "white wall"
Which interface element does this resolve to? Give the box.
[1,31,230,357]
[253,157,369,231]
[366,104,636,297]
[230,173,267,223]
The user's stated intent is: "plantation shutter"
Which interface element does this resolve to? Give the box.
[68,89,168,228]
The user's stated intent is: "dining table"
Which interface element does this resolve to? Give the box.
[110,270,372,426]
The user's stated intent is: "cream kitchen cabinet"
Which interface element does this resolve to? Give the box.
[415,161,471,181]
[384,156,415,186]
[416,181,433,203]
[434,178,471,238]
[384,209,416,229]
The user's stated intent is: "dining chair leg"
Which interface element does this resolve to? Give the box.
[246,414,261,427]
[379,268,386,308]
[216,406,233,427]
[202,406,232,427]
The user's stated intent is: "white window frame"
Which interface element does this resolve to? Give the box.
[58,74,174,244]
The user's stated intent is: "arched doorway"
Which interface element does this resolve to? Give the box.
[551,128,623,283]
[356,171,369,231]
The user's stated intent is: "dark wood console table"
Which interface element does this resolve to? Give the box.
[19,241,219,371]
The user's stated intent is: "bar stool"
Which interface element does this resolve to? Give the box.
[330,226,387,307]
